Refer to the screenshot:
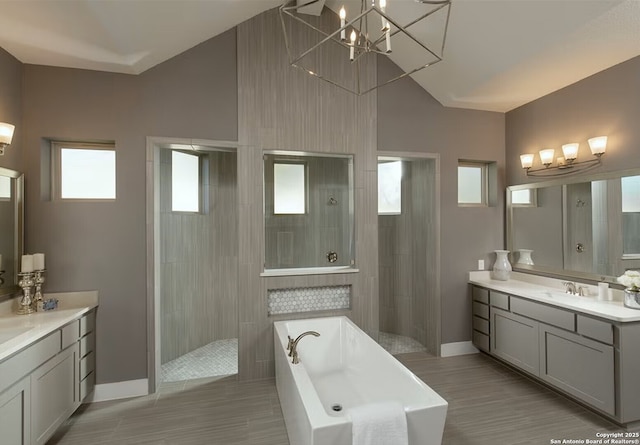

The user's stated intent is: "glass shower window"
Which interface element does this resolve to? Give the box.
[0,175,10,199]
[378,161,402,215]
[622,175,640,255]
[274,163,306,214]
[172,151,200,212]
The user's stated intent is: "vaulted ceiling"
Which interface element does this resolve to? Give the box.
[0,0,638,112]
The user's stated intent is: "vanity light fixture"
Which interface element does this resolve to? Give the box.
[279,0,452,95]
[0,122,15,156]
[520,136,607,177]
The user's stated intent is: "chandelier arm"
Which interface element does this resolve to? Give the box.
[397,2,450,33]
[281,8,371,65]
[440,1,452,56]
[382,12,442,59]
[359,58,443,95]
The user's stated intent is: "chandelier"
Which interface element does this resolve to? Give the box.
[279,0,452,95]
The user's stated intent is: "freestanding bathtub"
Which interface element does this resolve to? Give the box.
[274,316,448,445]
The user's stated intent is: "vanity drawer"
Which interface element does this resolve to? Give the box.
[473,331,490,352]
[577,315,613,345]
[473,301,489,319]
[79,371,95,401]
[61,320,80,350]
[80,311,95,337]
[80,351,95,380]
[473,316,490,335]
[80,332,95,358]
[472,286,489,304]
[490,291,509,310]
[511,297,575,331]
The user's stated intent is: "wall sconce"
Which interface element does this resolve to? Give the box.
[520,136,607,177]
[0,122,15,156]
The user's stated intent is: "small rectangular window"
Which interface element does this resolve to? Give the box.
[622,175,640,213]
[171,151,200,212]
[0,175,10,199]
[274,162,306,214]
[378,160,402,215]
[54,142,116,200]
[458,162,487,206]
[511,188,537,207]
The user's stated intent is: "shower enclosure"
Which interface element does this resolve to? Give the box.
[377,155,440,356]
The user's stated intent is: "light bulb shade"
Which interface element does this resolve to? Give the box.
[0,122,15,146]
[561,143,579,161]
[588,136,607,155]
[539,148,555,166]
[520,154,534,169]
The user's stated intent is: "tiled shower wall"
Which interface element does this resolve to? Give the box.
[160,149,238,364]
[237,8,378,380]
[378,159,438,354]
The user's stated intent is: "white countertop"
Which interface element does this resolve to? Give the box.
[0,291,98,362]
[469,271,640,323]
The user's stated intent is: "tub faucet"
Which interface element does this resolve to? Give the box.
[289,331,320,364]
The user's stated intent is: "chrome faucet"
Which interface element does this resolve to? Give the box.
[562,281,577,295]
[288,331,320,364]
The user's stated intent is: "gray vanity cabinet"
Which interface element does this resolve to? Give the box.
[0,308,96,445]
[539,323,615,415]
[491,307,539,375]
[31,343,79,445]
[0,376,30,445]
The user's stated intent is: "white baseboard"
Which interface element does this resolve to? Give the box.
[441,341,479,357]
[85,378,149,403]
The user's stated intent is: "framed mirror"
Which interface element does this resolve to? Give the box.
[507,168,640,283]
[263,151,355,273]
[0,167,24,299]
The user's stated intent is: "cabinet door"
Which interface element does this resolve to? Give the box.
[31,344,79,445]
[539,324,614,416]
[0,376,30,445]
[491,307,539,376]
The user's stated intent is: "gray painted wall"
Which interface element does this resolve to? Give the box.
[506,56,640,186]
[20,30,238,384]
[377,57,505,345]
[0,47,22,173]
[160,149,238,364]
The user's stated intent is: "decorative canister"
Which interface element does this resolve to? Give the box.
[516,249,534,266]
[617,271,640,310]
[624,289,640,310]
[492,250,512,281]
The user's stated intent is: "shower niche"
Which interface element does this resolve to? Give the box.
[263,152,355,274]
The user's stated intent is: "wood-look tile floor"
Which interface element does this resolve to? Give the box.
[49,353,631,445]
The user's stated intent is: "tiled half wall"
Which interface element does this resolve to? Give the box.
[267,285,351,315]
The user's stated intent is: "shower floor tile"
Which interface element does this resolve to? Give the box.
[378,332,426,355]
[160,338,238,383]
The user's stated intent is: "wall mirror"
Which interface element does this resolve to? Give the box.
[263,151,355,273]
[0,167,24,299]
[507,168,640,283]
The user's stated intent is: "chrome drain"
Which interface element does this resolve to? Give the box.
[331,404,343,412]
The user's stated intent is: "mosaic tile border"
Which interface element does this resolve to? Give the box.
[267,285,351,315]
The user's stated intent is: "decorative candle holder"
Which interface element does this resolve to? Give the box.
[17,271,36,315]
[33,269,46,311]
[0,269,5,286]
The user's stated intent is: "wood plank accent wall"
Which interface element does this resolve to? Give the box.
[159,150,238,364]
[237,8,378,380]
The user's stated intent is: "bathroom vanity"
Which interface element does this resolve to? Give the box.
[469,271,640,427]
[0,292,97,445]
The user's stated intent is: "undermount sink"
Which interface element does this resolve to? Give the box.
[537,290,589,300]
[0,326,33,345]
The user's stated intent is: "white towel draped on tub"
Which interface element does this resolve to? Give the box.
[350,401,409,445]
